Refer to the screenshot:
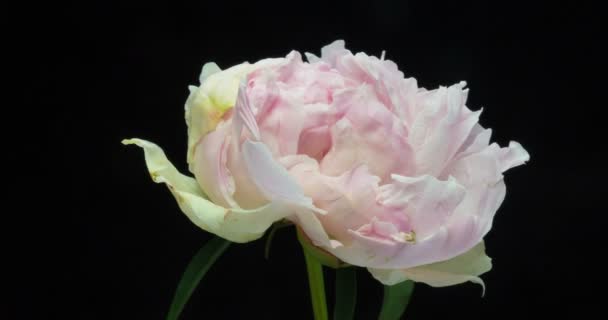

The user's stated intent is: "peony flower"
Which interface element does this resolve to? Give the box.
[124,40,529,288]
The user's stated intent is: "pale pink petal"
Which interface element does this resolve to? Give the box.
[319,40,350,67]
[445,141,528,241]
[297,124,331,161]
[321,86,413,180]
[499,141,530,171]
[328,226,452,268]
[249,53,340,158]
[281,155,412,244]
[226,139,267,209]
[410,82,482,176]
[192,121,239,208]
[377,175,466,239]
[233,80,260,142]
[454,124,490,157]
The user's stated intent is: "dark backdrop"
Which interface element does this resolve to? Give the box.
[9,0,603,319]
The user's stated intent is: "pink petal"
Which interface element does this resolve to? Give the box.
[233,80,260,142]
[319,40,350,67]
[192,121,239,208]
[321,86,413,180]
[410,82,482,176]
[377,175,466,239]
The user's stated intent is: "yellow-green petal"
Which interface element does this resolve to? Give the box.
[185,62,256,165]
[123,138,291,243]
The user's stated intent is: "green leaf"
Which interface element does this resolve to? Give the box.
[378,280,415,320]
[333,268,357,320]
[167,237,231,320]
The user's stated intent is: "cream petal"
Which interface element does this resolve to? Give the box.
[199,62,221,84]
[123,138,290,243]
[184,85,216,166]
[185,62,258,166]
[369,241,491,293]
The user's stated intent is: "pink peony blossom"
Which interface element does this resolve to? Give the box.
[125,40,529,287]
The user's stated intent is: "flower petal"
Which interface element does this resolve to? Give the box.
[185,62,257,165]
[191,121,239,208]
[499,141,530,171]
[241,140,322,213]
[319,40,350,67]
[377,174,466,239]
[123,138,290,243]
[369,241,491,294]
[233,80,261,142]
[409,82,481,176]
[199,62,221,83]
[321,85,414,180]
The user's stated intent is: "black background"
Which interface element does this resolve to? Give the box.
[9,0,604,319]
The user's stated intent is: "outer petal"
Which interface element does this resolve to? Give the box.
[185,59,284,167]
[199,62,221,83]
[123,138,290,243]
[185,62,254,165]
[409,82,481,176]
[369,241,492,293]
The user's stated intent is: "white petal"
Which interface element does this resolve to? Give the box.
[500,141,530,171]
[304,52,321,63]
[241,140,321,212]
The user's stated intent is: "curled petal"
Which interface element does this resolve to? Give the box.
[233,80,261,142]
[499,141,530,172]
[192,121,239,208]
[185,62,255,165]
[242,140,323,213]
[410,82,481,176]
[123,138,291,243]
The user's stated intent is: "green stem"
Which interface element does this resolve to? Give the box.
[303,248,329,320]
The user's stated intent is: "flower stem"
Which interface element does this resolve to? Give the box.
[303,248,329,320]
